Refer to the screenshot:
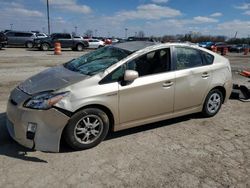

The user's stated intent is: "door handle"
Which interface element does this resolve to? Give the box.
[162,81,173,88]
[202,72,210,78]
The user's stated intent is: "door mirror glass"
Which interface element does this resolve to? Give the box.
[124,70,139,82]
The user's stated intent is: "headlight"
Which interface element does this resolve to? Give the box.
[24,91,69,110]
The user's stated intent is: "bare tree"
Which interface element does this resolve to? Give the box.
[138,31,145,38]
[84,30,93,37]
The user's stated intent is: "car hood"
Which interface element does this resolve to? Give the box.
[18,65,88,95]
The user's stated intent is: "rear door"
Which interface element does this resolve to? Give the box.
[173,47,212,111]
[57,34,73,48]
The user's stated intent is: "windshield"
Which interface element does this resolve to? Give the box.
[64,46,130,75]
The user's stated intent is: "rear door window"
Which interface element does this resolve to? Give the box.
[175,47,203,70]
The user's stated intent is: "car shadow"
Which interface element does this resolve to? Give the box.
[0,113,47,163]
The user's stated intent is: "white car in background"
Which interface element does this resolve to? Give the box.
[85,39,105,49]
[36,33,48,38]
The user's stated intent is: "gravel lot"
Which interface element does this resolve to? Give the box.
[0,48,249,188]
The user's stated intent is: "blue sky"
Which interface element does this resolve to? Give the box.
[0,0,249,37]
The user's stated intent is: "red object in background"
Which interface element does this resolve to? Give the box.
[104,39,112,45]
[211,45,217,52]
[240,70,250,78]
[244,48,249,55]
[54,42,61,55]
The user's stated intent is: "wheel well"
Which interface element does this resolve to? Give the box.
[70,104,115,131]
[76,43,84,47]
[41,42,50,47]
[211,86,226,103]
[60,104,115,148]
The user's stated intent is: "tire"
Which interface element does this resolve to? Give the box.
[64,108,109,150]
[76,44,84,51]
[202,89,223,117]
[41,43,49,51]
[0,43,2,49]
[26,41,33,48]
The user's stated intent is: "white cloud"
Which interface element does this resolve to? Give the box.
[234,3,250,15]
[244,10,250,15]
[193,16,218,23]
[115,4,181,20]
[216,20,250,37]
[48,0,92,14]
[2,2,44,17]
[151,0,169,3]
[235,3,250,10]
[210,12,222,17]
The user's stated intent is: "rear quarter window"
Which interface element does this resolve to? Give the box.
[201,51,214,65]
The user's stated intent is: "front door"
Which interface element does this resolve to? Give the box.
[118,48,175,124]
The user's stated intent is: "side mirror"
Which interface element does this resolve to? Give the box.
[124,70,139,82]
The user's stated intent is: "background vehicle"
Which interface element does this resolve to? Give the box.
[198,41,215,50]
[84,38,105,48]
[73,36,84,40]
[34,33,89,51]
[35,33,47,38]
[4,31,36,48]
[213,42,229,52]
[0,32,7,49]
[6,42,232,152]
[229,44,249,53]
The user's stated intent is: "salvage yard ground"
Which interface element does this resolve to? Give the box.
[0,48,249,188]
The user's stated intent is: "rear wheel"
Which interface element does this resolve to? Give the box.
[76,44,84,51]
[65,108,109,150]
[202,89,223,117]
[26,41,33,48]
[41,43,49,51]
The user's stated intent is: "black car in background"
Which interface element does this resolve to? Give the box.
[4,31,36,48]
[229,44,249,53]
[0,32,8,49]
[34,33,89,51]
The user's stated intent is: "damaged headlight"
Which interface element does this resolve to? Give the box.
[24,91,69,110]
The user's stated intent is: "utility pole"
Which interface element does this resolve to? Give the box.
[125,28,128,39]
[74,26,78,35]
[47,0,51,35]
[234,31,238,39]
[10,24,13,30]
[95,29,97,37]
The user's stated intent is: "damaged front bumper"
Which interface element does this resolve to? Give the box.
[6,88,70,152]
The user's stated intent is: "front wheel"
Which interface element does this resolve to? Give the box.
[40,43,49,51]
[202,89,223,117]
[64,108,109,150]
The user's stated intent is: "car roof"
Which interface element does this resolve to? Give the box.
[5,31,35,34]
[114,41,157,52]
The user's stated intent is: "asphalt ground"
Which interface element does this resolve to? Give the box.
[0,48,249,188]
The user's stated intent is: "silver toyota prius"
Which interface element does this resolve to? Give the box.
[6,41,232,152]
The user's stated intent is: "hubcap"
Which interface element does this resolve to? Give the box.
[77,45,83,51]
[27,43,33,48]
[74,115,103,144]
[42,44,48,51]
[207,93,221,114]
